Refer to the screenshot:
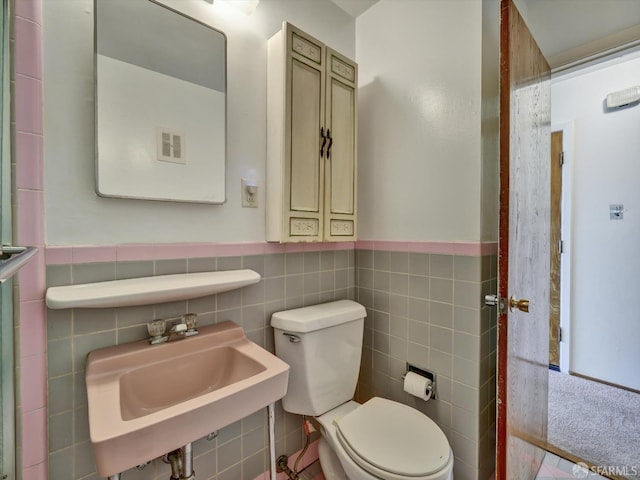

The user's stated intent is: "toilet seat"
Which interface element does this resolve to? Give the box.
[334,397,451,479]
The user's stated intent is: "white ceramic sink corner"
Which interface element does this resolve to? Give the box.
[85,321,289,477]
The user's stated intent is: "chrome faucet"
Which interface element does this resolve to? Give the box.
[146,313,199,345]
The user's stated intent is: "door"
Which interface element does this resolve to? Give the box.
[549,131,563,368]
[287,25,325,241]
[497,1,551,478]
[324,48,357,241]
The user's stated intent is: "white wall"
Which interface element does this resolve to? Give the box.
[552,53,640,390]
[43,0,354,245]
[355,0,486,242]
[481,0,500,242]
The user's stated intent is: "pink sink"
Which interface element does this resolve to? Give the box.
[85,321,289,478]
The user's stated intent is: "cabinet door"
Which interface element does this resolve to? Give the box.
[324,48,357,241]
[285,27,325,241]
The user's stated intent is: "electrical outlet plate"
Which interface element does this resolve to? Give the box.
[241,178,258,208]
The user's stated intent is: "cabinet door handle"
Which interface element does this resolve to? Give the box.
[326,129,333,159]
[320,127,327,158]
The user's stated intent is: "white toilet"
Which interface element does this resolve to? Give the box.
[271,300,453,480]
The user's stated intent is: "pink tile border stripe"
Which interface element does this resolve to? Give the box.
[45,240,498,265]
[356,240,498,256]
[45,242,356,265]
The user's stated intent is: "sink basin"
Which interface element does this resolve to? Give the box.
[85,321,289,477]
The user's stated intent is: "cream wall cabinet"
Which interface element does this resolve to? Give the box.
[267,22,358,243]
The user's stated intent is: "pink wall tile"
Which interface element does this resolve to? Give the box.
[72,245,116,264]
[481,241,499,255]
[16,189,44,246]
[14,2,47,478]
[355,240,375,250]
[371,240,409,252]
[210,242,266,257]
[184,243,217,258]
[284,243,305,253]
[14,0,42,24]
[20,353,46,413]
[19,300,45,357]
[306,241,355,251]
[17,249,45,302]
[207,243,237,258]
[453,242,483,256]
[21,407,47,468]
[14,17,42,79]
[46,246,73,265]
[14,75,42,135]
[15,132,43,190]
[117,244,156,262]
[416,241,454,254]
[263,242,287,254]
[357,240,498,257]
[333,241,356,250]
[22,462,47,480]
[231,242,269,256]
[154,243,194,260]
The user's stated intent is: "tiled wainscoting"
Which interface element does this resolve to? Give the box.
[354,247,497,480]
[44,241,497,480]
[45,246,355,480]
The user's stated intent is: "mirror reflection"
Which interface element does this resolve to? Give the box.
[95,0,226,203]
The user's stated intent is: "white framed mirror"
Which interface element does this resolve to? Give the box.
[95,0,226,204]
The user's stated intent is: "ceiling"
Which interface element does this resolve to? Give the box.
[329,0,379,18]
[519,0,640,69]
[328,0,640,70]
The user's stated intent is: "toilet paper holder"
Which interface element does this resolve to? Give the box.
[402,363,436,400]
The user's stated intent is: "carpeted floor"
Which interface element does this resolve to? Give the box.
[548,370,640,478]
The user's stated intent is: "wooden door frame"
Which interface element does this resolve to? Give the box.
[552,122,574,373]
[497,2,510,474]
[549,130,563,368]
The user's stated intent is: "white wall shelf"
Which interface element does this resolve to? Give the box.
[45,269,261,309]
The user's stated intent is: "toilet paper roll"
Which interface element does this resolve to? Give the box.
[403,372,433,401]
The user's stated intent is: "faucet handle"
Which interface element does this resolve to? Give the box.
[181,313,199,336]
[147,319,168,344]
[147,319,166,337]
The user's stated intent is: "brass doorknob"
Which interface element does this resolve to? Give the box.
[509,296,530,313]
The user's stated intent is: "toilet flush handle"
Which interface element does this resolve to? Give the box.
[282,333,301,343]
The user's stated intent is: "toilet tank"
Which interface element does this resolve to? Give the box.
[271,300,366,416]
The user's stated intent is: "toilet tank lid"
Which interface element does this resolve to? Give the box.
[271,300,366,333]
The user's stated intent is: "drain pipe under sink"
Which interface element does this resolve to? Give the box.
[163,443,194,480]
[182,443,195,480]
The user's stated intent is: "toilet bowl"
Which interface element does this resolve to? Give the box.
[315,399,453,480]
[270,301,454,480]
